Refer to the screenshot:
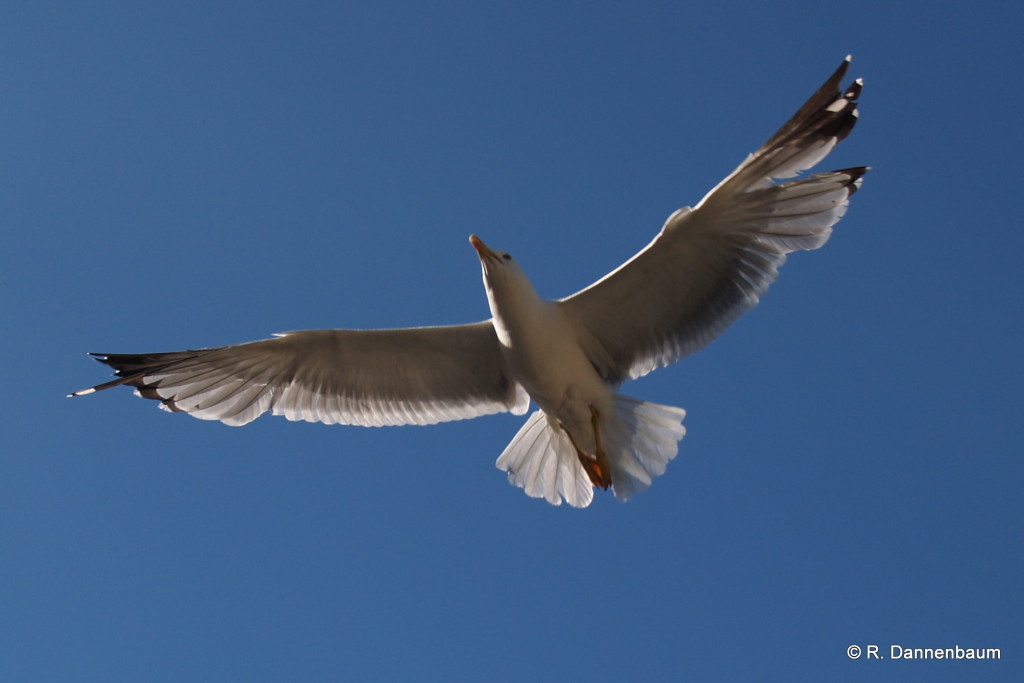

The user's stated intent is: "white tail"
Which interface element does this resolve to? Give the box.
[496,394,686,507]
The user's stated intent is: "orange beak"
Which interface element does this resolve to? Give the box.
[469,234,501,266]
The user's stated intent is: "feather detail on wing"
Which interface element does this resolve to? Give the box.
[560,57,867,385]
[71,323,529,427]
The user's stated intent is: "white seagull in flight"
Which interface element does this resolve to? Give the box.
[72,57,866,508]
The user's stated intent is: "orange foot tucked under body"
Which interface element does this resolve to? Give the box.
[566,406,612,490]
[577,454,612,490]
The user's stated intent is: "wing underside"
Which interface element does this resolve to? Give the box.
[73,323,529,427]
[561,57,866,385]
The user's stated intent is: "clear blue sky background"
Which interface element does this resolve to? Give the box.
[3,1,1020,681]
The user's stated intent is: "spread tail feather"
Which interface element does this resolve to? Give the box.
[602,395,686,501]
[496,410,595,507]
[496,395,686,507]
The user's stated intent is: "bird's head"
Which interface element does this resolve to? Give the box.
[469,234,537,315]
[470,234,521,283]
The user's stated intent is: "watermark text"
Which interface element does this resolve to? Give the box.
[847,644,1000,660]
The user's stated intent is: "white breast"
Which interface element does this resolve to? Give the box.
[486,270,611,450]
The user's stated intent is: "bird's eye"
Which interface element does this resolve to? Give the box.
[502,253,512,261]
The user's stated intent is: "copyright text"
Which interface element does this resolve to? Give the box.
[847,644,1000,660]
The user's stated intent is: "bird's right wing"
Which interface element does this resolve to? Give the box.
[560,57,866,385]
[71,322,530,427]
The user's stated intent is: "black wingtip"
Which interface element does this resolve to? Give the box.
[837,166,870,196]
[70,354,107,396]
[755,56,863,158]
[820,55,853,97]
[844,78,863,101]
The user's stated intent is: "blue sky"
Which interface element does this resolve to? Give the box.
[3,1,1021,680]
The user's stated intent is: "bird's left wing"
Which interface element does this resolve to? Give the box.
[71,322,529,426]
[559,57,866,385]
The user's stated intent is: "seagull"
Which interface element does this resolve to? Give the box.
[71,57,866,508]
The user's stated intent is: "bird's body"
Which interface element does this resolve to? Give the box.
[474,235,615,486]
[494,292,610,458]
[72,58,867,507]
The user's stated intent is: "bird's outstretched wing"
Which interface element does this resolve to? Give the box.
[70,323,529,426]
[560,56,866,385]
